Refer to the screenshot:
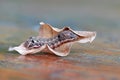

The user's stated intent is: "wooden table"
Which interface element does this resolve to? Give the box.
[0,27,120,80]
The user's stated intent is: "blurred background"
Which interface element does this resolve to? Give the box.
[1,0,120,28]
[0,0,120,80]
[0,0,120,45]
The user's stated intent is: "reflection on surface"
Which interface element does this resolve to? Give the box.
[1,50,120,80]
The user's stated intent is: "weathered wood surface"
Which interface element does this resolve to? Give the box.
[0,27,120,80]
